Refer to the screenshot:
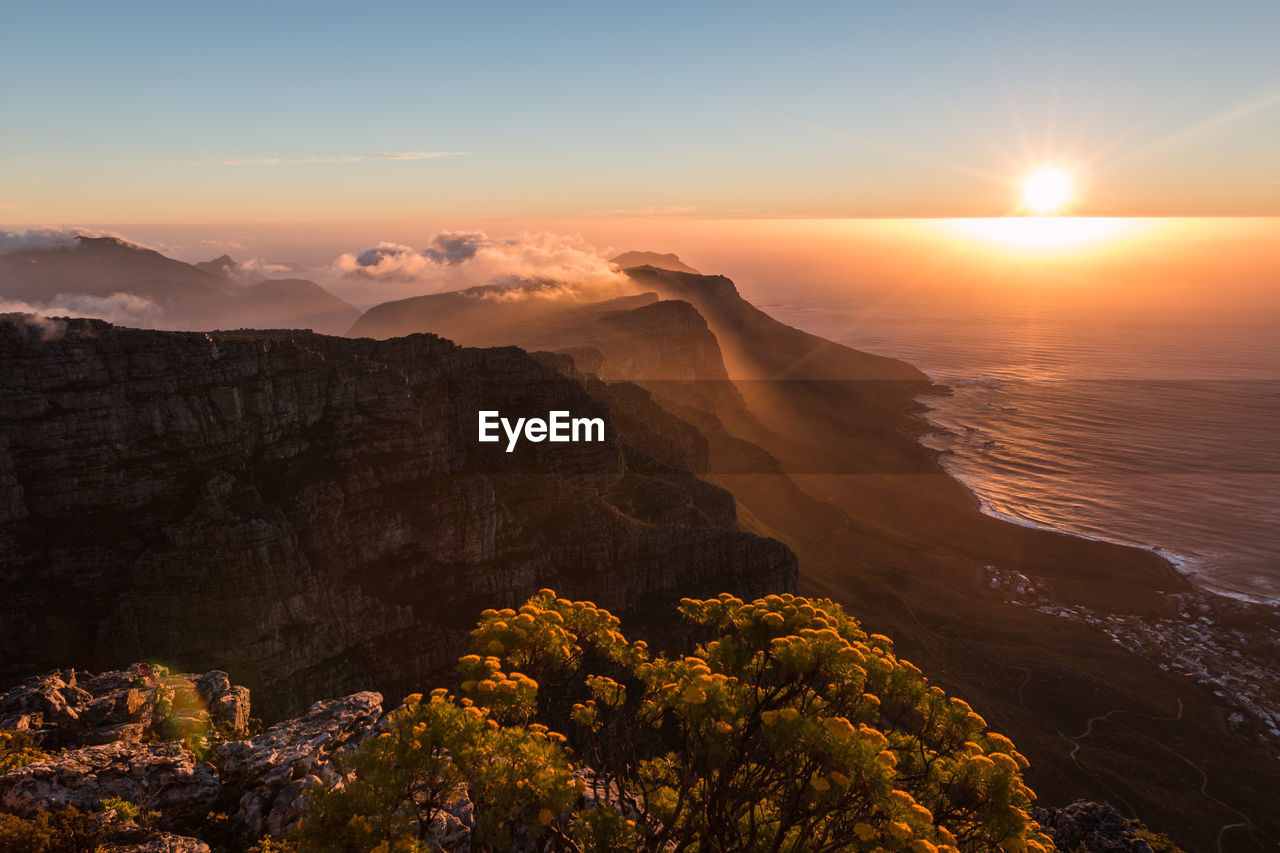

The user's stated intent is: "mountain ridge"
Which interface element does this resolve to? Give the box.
[0,236,359,334]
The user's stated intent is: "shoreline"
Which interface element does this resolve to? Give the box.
[910,380,1280,608]
[901,387,1280,747]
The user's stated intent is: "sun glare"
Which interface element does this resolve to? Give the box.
[1021,168,1072,215]
[936,217,1146,255]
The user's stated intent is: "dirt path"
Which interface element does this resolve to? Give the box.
[1010,675,1257,853]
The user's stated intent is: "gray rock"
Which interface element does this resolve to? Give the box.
[217,691,382,838]
[1034,801,1158,853]
[101,832,213,852]
[0,741,220,827]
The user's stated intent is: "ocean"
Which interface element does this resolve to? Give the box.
[756,290,1280,604]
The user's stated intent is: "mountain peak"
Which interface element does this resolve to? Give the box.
[195,254,240,278]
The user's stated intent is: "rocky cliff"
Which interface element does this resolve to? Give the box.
[0,317,796,718]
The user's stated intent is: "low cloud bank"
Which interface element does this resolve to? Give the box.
[0,293,163,327]
[334,231,626,297]
[0,228,140,255]
[0,229,81,254]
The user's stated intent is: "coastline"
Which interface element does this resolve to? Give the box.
[906,386,1280,745]
[907,370,1280,607]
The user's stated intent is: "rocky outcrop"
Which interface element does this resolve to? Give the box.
[1033,802,1178,853]
[217,692,383,838]
[0,741,220,826]
[101,833,212,852]
[0,665,383,846]
[0,317,796,718]
[0,666,250,748]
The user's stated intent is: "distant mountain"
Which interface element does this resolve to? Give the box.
[610,250,700,274]
[194,253,254,280]
[0,236,359,334]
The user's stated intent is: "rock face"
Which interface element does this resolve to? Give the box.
[0,317,796,718]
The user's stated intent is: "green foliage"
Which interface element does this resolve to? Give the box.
[0,729,49,772]
[0,807,106,853]
[1135,828,1186,853]
[299,591,1053,852]
[100,796,141,822]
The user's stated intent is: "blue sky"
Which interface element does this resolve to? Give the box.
[3,0,1279,222]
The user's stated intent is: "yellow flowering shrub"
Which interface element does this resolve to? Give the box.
[298,592,1052,852]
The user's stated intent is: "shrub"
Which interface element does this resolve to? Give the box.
[0,729,49,772]
[0,807,106,853]
[300,591,1053,852]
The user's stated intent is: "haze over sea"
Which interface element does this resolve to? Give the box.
[743,225,1280,604]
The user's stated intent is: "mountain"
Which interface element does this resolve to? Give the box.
[0,316,795,719]
[194,254,247,279]
[609,250,700,274]
[0,236,359,334]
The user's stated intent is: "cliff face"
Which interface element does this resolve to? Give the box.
[0,317,796,718]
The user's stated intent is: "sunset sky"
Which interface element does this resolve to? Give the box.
[4,0,1280,224]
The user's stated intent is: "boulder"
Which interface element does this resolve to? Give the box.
[1034,801,1158,853]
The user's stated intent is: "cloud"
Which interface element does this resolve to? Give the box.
[580,205,699,218]
[200,239,249,252]
[1158,89,1280,149]
[334,231,625,296]
[0,228,81,254]
[0,228,147,255]
[236,257,307,280]
[374,151,467,160]
[196,151,467,166]
[0,292,163,327]
[0,312,67,341]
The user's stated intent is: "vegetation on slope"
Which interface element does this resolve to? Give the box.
[295,591,1050,852]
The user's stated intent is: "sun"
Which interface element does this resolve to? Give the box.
[1021,168,1072,215]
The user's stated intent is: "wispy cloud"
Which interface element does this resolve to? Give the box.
[579,205,699,218]
[1157,89,1280,149]
[374,151,465,161]
[200,239,249,251]
[195,151,468,166]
